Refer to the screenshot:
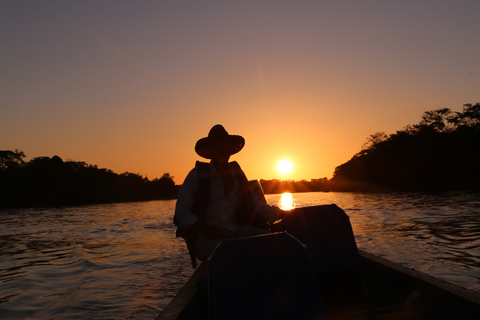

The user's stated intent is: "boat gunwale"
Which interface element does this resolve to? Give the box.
[156,262,207,320]
[358,249,480,313]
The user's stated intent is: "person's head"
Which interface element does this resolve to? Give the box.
[195,125,244,164]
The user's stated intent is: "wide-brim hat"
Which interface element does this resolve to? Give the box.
[195,125,245,159]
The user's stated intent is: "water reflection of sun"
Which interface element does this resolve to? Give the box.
[279,193,297,211]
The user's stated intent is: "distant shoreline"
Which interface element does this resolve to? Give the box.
[3,184,479,211]
[2,103,479,209]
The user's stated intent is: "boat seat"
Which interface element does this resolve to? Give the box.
[207,232,326,320]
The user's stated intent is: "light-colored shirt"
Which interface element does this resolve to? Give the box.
[174,162,280,233]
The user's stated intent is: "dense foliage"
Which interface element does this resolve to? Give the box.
[0,152,178,208]
[331,103,480,192]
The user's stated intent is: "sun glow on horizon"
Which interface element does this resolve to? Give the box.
[277,159,293,174]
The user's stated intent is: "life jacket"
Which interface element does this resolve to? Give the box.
[175,161,267,232]
[174,161,268,267]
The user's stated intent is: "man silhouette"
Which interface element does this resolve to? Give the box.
[174,125,284,263]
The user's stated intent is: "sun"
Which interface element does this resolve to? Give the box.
[277,159,293,174]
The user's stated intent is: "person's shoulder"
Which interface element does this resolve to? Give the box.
[229,161,244,173]
[195,160,210,169]
[195,161,211,175]
[184,164,202,180]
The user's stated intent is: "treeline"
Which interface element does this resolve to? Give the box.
[0,151,178,209]
[260,178,331,194]
[330,103,480,192]
[2,103,479,209]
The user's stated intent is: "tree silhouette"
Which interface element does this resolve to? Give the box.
[331,103,480,192]
[0,149,25,170]
[0,153,178,209]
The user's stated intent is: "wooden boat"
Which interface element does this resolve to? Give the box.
[156,250,480,320]
[158,184,480,320]
[156,245,480,320]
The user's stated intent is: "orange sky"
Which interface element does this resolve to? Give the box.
[1,1,479,184]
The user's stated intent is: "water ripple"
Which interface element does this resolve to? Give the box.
[1,194,479,319]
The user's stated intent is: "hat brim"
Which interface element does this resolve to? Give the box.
[195,135,245,159]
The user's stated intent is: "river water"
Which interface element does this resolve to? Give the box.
[0,192,479,319]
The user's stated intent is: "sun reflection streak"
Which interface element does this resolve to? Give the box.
[279,193,297,211]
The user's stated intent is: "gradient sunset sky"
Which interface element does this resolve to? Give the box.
[1,1,479,183]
